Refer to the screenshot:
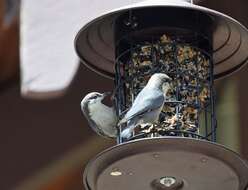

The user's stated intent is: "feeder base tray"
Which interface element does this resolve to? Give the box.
[84,137,248,190]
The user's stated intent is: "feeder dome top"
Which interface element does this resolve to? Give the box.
[74,0,248,80]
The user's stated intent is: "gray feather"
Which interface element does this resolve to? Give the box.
[120,87,164,124]
[81,102,106,137]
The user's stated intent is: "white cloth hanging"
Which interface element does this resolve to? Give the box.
[20,0,143,99]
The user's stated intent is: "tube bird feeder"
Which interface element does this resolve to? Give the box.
[75,1,248,189]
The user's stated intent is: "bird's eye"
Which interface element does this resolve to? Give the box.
[92,95,98,99]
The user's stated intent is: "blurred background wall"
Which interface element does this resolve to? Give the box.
[0,0,247,189]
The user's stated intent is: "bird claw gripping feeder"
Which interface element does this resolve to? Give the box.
[75,0,248,189]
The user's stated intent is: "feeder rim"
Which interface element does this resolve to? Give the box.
[83,137,248,190]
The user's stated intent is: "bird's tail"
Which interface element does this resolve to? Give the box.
[120,121,136,139]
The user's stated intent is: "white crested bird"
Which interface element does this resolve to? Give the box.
[81,92,117,138]
[119,73,172,139]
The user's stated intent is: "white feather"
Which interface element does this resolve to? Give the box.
[88,100,117,137]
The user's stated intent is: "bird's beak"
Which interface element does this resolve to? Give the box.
[102,91,112,97]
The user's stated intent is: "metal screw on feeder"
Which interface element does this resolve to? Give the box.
[151,176,184,190]
[160,177,176,187]
[75,0,248,190]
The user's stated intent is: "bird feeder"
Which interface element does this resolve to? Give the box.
[75,0,248,189]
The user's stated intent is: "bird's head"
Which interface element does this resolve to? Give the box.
[152,73,171,81]
[148,73,172,93]
[81,92,111,106]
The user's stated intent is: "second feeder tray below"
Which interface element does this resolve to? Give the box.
[84,137,248,190]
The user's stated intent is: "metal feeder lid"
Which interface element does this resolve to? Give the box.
[83,137,248,190]
[75,0,248,80]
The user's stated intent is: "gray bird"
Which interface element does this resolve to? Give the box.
[81,92,117,138]
[119,73,171,139]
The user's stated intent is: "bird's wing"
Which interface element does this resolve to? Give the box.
[81,103,107,137]
[120,88,164,124]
